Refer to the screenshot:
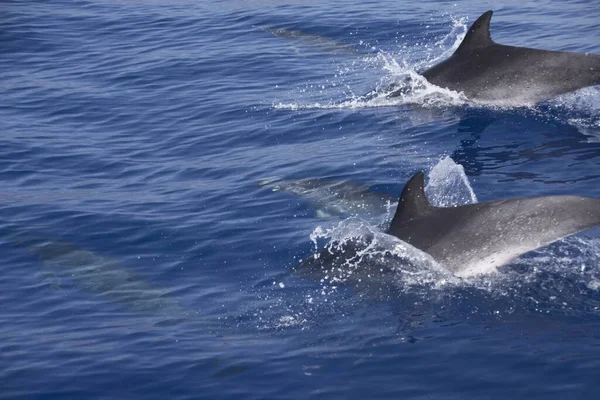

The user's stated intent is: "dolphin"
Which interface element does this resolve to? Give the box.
[391,10,600,105]
[11,235,186,315]
[297,172,600,279]
[387,172,600,276]
[258,176,395,219]
[257,26,359,56]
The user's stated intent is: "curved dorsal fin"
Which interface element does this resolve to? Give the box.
[389,172,432,230]
[455,10,494,54]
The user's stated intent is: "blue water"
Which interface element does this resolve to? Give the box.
[2,0,600,398]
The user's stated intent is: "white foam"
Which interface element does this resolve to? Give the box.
[272,58,468,110]
[308,217,458,289]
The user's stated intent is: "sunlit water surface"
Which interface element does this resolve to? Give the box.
[1,0,600,398]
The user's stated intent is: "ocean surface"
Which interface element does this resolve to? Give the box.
[2,0,600,398]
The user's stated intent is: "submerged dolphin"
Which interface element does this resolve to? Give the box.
[393,10,600,105]
[11,235,186,315]
[257,26,359,55]
[258,176,395,219]
[388,172,600,276]
[258,161,476,220]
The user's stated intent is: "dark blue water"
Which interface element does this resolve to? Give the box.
[2,0,600,398]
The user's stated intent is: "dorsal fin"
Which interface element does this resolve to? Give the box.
[455,10,494,54]
[389,172,433,230]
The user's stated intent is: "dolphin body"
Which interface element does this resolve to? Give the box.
[388,172,600,276]
[258,26,359,56]
[298,173,600,278]
[11,235,186,315]
[392,10,600,105]
[258,176,395,219]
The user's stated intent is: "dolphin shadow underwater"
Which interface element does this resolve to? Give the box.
[387,10,600,105]
[298,172,600,278]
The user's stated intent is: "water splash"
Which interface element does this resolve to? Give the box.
[273,15,470,110]
[427,15,468,65]
[273,54,468,110]
[303,217,457,288]
[548,87,600,139]
[426,156,477,207]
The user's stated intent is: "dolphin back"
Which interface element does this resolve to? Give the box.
[435,195,600,275]
[421,10,600,104]
[387,172,600,276]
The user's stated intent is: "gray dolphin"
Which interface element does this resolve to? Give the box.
[395,10,600,105]
[11,235,186,315]
[257,26,359,56]
[388,172,600,276]
[258,176,395,219]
